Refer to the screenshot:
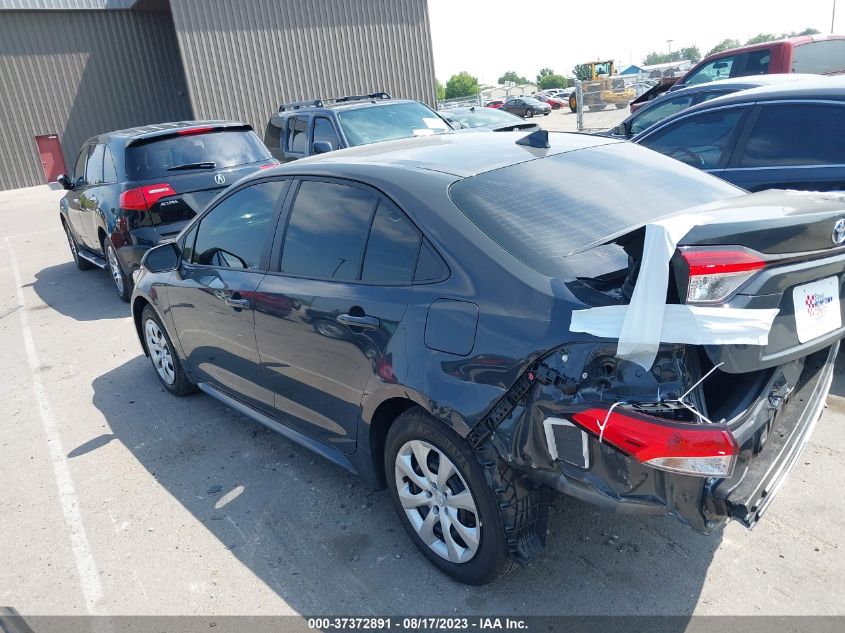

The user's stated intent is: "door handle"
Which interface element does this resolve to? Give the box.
[336,313,380,330]
[224,296,251,310]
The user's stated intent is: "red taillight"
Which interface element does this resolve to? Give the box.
[570,407,738,477]
[680,247,766,303]
[119,183,176,211]
[177,126,215,136]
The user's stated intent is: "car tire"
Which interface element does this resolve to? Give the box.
[552,103,560,110]
[385,407,512,585]
[141,304,196,396]
[104,237,133,302]
[63,221,94,271]
[569,94,577,113]
[543,111,550,116]
[525,108,534,118]
[615,103,628,109]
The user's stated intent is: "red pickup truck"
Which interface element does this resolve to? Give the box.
[630,34,845,111]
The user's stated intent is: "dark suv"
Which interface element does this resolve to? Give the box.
[263,92,452,162]
[58,121,275,301]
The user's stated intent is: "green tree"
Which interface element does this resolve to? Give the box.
[745,33,778,45]
[536,67,554,84]
[444,71,480,99]
[538,73,569,89]
[706,38,741,57]
[679,46,702,63]
[435,79,445,101]
[795,27,821,36]
[498,70,528,85]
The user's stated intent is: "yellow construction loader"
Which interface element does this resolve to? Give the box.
[571,60,635,112]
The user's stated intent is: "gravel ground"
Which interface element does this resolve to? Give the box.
[1,184,843,617]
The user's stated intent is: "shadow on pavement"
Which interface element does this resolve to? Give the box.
[89,355,720,617]
[27,262,128,321]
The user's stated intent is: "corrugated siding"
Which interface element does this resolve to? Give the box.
[0,1,136,9]
[0,9,191,190]
[169,0,437,134]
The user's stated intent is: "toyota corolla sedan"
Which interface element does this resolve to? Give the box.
[131,131,845,584]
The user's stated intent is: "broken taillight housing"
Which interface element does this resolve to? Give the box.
[570,407,738,477]
[680,247,766,304]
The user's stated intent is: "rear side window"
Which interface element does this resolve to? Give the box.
[192,180,285,270]
[739,103,845,167]
[85,144,104,185]
[102,146,118,183]
[281,181,378,280]
[640,107,745,168]
[312,117,340,150]
[286,117,308,154]
[448,143,742,278]
[792,40,845,73]
[738,49,771,76]
[126,130,270,181]
[361,201,421,284]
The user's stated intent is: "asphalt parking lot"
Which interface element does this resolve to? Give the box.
[1,184,844,617]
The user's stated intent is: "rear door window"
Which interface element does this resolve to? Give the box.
[191,180,286,270]
[102,146,118,183]
[739,103,845,167]
[85,144,105,185]
[792,40,845,73]
[126,129,270,181]
[286,117,309,155]
[280,180,378,280]
[361,201,421,284]
[640,107,746,168]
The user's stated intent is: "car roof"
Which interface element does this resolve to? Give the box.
[701,33,845,58]
[677,74,845,113]
[661,73,822,98]
[90,120,249,146]
[279,98,420,114]
[250,131,619,179]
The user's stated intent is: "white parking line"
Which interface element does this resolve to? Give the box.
[3,237,104,614]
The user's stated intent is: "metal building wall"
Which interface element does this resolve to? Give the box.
[169,0,437,135]
[0,9,192,191]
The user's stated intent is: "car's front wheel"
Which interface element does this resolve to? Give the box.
[142,304,196,396]
[105,238,133,302]
[386,408,512,585]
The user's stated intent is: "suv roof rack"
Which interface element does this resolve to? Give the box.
[334,92,392,104]
[278,99,324,112]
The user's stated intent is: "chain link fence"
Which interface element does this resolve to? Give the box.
[437,95,483,110]
[574,74,649,132]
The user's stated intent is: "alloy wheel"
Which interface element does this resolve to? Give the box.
[145,318,176,385]
[394,439,480,564]
[107,243,124,295]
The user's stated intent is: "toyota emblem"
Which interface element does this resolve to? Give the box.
[833,218,845,245]
[214,174,226,185]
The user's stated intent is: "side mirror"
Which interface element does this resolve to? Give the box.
[57,174,73,190]
[311,140,334,155]
[142,241,181,273]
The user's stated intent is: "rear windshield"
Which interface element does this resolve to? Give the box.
[792,39,845,74]
[126,129,271,181]
[338,102,451,146]
[448,142,743,277]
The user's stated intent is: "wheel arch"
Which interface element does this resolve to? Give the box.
[132,296,151,356]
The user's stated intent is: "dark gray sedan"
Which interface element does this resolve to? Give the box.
[131,131,844,584]
[438,106,539,132]
[500,96,551,118]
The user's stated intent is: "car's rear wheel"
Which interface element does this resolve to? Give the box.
[385,408,512,585]
[64,221,94,270]
[569,94,577,113]
[615,103,628,109]
[105,238,133,302]
[525,108,534,118]
[142,304,196,396]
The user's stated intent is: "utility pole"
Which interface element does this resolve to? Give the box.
[667,39,674,53]
[833,0,837,33]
